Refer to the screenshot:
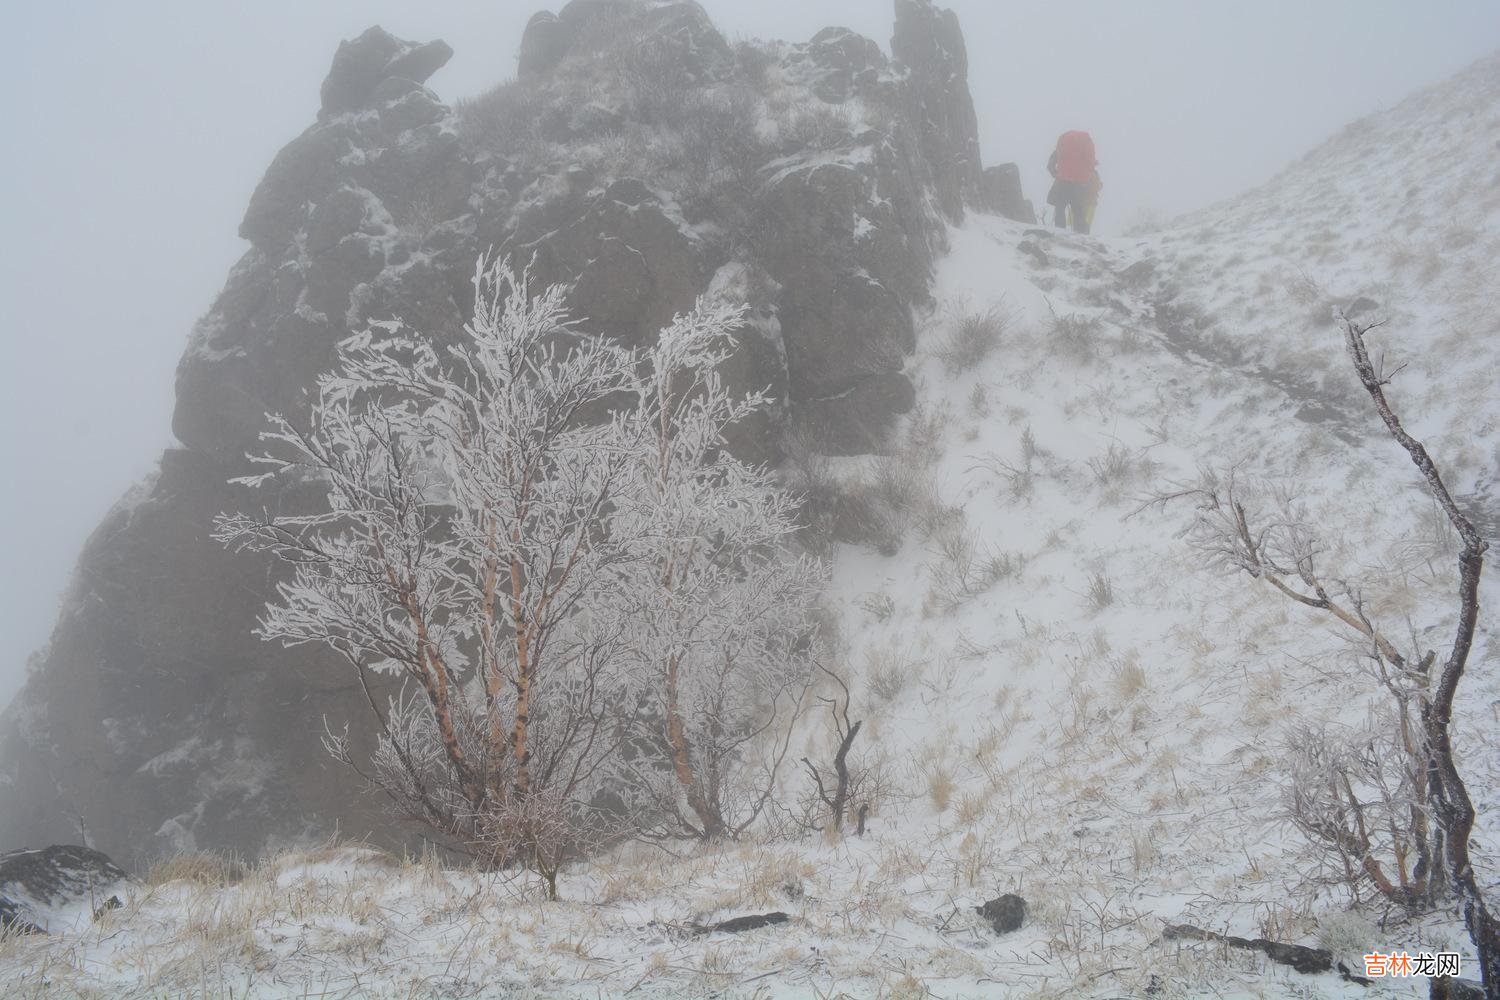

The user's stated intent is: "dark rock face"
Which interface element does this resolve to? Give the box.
[978,163,1033,223]
[519,13,568,81]
[320,26,453,119]
[1,2,1020,863]
[783,27,888,104]
[976,892,1027,935]
[0,845,129,933]
[891,0,983,221]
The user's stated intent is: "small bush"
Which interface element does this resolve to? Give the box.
[925,522,1023,613]
[867,647,918,703]
[454,79,549,158]
[935,306,1006,376]
[1050,311,1103,363]
[776,101,856,154]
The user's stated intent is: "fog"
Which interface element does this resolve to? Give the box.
[2,0,1496,706]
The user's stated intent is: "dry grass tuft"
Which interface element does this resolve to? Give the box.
[935,306,1007,376]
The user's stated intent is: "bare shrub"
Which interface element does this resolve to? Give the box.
[733,39,777,92]
[935,306,1006,376]
[925,522,1022,613]
[1149,317,1497,990]
[969,425,1041,502]
[1284,719,1440,911]
[867,647,919,704]
[1049,309,1103,363]
[799,664,874,835]
[776,100,855,154]
[454,79,550,159]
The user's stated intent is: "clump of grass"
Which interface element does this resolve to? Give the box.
[146,850,247,888]
[1109,653,1148,701]
[935,306,1007,376]
[927,768,957,812]
[1050,310,1103,363]
[1085,569,1115,612]
[1086,442,1133,487]
[867,647,918,703]
[924,522,1024,613]
[857,591,896,622]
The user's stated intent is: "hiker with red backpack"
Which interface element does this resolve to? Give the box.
[1047,130,1101,234]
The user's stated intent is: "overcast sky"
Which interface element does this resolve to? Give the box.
[2,1,1497,705]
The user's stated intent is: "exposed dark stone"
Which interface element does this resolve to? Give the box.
[1017,240,1049,267]
[1117,258,1156,287]
[891,0,982,221]
[1430,977,1486,1000]
[975,892,1027,935]
[319,26,452,119]
[0,846,129,933]
[796,370,916,456]
[518,12,569,81]
[978,163,1031,222]
[783,26,888,104]
[697,912,791,934]
[520,178,706,348]
[1162,923,1333,976]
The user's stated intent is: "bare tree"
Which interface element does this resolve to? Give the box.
[1343,319,1495,995]
[1148,317,1495,992]
[800,663,868,835]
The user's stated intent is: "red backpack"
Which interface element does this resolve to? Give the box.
[1055,131,1097,183]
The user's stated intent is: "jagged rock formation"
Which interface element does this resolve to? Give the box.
[0,0,1024,865]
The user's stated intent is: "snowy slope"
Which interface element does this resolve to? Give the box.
[1,51,1496,1000]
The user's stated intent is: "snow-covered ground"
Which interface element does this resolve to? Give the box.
[3,51,1496,1000]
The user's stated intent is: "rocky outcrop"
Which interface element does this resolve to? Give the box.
[319,26,453,119]
[978,163,1033,223]
[0,846,129,934]
[0,1,1023,863]
[891,0,982,221]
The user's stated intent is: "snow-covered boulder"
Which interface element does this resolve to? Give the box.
[0,846,130,934]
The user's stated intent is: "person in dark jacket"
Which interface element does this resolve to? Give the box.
[1046,131,1100,234]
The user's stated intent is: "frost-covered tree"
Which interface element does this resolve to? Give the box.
[216,254,818,895]
[615,307,825,840]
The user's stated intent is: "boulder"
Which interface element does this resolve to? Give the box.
[978,163,1032,223]
[518,12,569,81]
[319,26,452,119]
[975,892,1027,935]
[0,846,129,934]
